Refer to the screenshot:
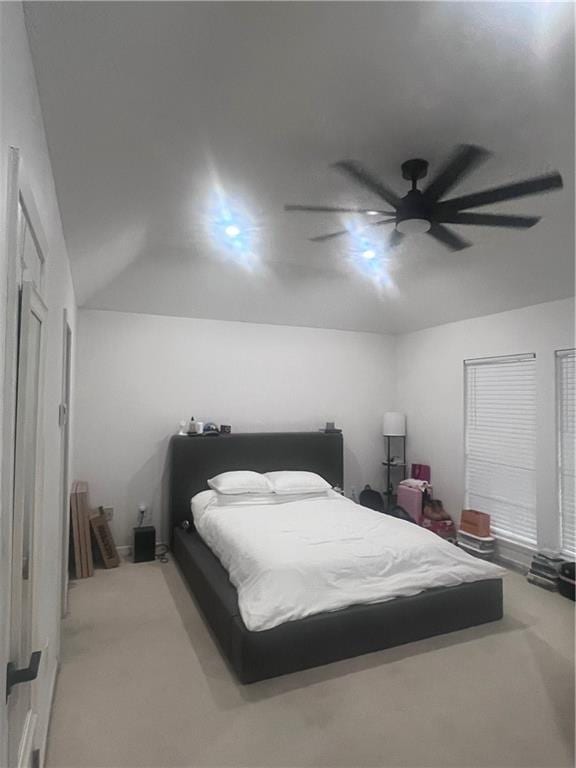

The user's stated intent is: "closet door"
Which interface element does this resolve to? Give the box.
[7,281,46,768]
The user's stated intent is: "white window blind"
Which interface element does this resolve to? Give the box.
[557,349,575,558]
[465,354,537,546]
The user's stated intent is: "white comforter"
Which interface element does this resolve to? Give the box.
[192,491,504,631]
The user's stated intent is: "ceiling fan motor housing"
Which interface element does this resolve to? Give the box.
[401,158,429,182]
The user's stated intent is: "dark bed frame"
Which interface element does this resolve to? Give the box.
[169,432,503,684]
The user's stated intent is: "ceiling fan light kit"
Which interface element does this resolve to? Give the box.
[285,144,563,252]
[397,217,431,234]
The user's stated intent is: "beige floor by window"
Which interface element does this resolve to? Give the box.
[47,558,574,768]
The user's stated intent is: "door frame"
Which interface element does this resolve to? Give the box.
[9,280,48,768]
[59,310,72,620]
[1,146,23,767]
[1,146,50,767]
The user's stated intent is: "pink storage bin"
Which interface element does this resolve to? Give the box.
[396,484,426,525]
[411,463,431,483]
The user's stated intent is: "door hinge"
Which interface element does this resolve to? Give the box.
[22,554,29,581]
[58,403,68,427]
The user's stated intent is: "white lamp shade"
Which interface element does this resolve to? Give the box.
[383,412,406,436]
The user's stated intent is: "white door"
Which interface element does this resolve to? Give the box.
[7,281,46,768]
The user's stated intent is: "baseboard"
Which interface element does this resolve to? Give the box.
[117,541,166,558]
[496,538,533,571]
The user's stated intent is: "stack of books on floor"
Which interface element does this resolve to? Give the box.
[526,552,564,591]
[456,530,496,560]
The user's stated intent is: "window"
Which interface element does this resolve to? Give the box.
[465,354,537,546]
[556,349,575,558]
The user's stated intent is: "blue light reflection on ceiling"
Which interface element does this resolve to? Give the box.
[207,192,259,270]
[344,222,393,288]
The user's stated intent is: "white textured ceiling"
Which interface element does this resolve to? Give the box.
[25,1,574,333]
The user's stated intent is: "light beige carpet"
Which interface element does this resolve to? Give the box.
[47,558,574,768]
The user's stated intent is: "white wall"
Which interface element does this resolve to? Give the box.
[75,309,396,546]
[0,4,77,764]
[76,299,575,560]
[396,298,574,562]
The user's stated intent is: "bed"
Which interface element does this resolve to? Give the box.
[169,432,503,683]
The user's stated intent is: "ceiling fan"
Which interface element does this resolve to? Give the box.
[285,144,563,251]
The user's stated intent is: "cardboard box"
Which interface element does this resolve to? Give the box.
[460,509,491,538]
[90,511,120,568]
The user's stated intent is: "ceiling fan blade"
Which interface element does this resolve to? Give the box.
[333,160,401,209]
[424,144,492,202]
[438,212,541,228]
[309,218,396,243]
[309,229,350,243]
[427,223,471,251]
[285,204,395,215]
[438,171,563,212]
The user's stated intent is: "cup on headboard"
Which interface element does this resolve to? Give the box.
[195,421,204,435]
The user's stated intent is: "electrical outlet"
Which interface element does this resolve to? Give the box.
[103,507,113,521]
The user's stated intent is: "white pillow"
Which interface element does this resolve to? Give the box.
[264,470,331,495]
[207,470,273,495]
[215,490,330,506]
[215,493,280,507]
[190,489,276,522]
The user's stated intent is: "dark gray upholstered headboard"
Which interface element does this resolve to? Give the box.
[169,432,343,531]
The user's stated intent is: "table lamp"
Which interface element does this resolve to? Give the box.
[383,412,406,437]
